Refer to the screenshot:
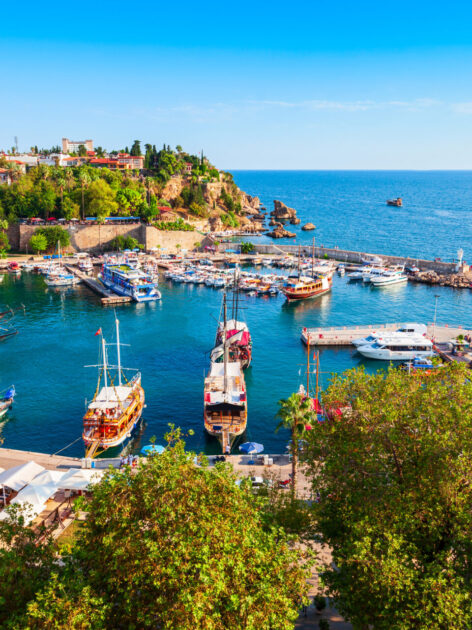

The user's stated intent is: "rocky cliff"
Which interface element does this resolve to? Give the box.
[270,200,300,224]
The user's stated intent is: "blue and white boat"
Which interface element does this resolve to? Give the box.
[100,263,161,302]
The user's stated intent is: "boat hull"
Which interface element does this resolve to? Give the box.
[282,285,331,301]
[100,275,161,302]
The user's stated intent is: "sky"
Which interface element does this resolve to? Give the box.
[1,0,472,169]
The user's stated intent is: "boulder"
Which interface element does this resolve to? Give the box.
[302,222,316,231]
[270,200,298,222]
[290,217,301,225]
[267,225,296,239]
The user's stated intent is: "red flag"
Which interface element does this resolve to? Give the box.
[95,328,102,336]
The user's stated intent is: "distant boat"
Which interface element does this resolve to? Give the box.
[386,197,402,207]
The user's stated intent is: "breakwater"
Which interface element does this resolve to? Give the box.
[247,242,459,274]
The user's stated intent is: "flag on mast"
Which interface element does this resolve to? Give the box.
[94,328,102,336]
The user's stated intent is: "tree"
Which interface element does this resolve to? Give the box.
[77,144,87,157]
[276,393,314,492]
[78,168,91,220]
[240,241,255,254]
[61,196,80,220]
[29,233,48,253]
[130,140,142,156]
[0,219,9,257]
[0,505,56,627]
[176,145,183,153]
[87,179,118,220]
[36,226,70,251]
[304,364,472,629]
[28,432,309,628]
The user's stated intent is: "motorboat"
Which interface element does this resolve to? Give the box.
[353,324,427,347]
[356,333,434,361]
[0,386,16,419]
[370,270,408,287]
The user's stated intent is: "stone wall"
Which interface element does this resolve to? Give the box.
[9,223,203,254]
[246,242,458,274]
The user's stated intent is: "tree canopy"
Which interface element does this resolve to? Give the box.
[2,433,310,628]
[304,363,472,629]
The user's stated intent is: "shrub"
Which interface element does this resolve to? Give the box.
[29,233,48,253]
[313,594,326,612]
[152,218,195,232]
[240,241,254,254]
[36,226,70,251]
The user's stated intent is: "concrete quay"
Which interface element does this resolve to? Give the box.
[301,323,472,346]
[250,242,460,275]
[65,264,132,305]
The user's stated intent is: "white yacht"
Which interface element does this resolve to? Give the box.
[352,324,427,347]
[370,270,408,287]
[356,333,434,361]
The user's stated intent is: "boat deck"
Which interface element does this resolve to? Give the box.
[65,265,132,305]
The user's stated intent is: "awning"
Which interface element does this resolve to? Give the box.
[56,468,104,491]
[0,461,45,491]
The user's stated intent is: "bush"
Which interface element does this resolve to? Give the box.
[318,620,330,630]
[240,241,254,254]
[152,218,195,232]
[36,226,70,252]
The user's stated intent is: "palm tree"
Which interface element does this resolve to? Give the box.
[78,168,91,220]
[276,393,314,492]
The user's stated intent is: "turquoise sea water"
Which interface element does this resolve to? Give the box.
[1,171,472,457]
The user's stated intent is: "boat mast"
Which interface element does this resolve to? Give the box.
[298,245,301,281]
[223,293,228,396]
[101,333,109,401]
[234,266,240,322]
[115,315,122,386]
[311,237,315,280]
[306,337,311,394]
[315,351,320,400]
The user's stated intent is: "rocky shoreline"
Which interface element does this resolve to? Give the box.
[409,270,472,289]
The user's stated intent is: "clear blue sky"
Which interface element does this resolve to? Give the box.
[2,0,472,169]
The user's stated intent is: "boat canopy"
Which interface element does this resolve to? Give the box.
[209,362,241,378]
[88,386,132,410]
[219,319,249,333]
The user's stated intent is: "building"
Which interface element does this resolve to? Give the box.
[1,153,38,167]
[89,153,144,170]
[38,153,71,167]
[184,162,193,174]
[62,138,94,153]
[0,168,11,185]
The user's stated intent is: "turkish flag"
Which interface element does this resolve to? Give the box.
[95,328,102,336]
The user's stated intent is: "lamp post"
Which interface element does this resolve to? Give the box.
[433,294,440,342]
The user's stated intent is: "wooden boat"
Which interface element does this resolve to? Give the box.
[213,269,253,368]
[386,197,402,207]
[281,240,332,301]
[7,262,21,275]
[204,294,247,453]
[83,318,144,458]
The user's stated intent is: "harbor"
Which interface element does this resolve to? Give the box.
[1,256,471,458]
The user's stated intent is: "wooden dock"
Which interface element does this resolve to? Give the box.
[65,265,132,305]
[301,323,472,346]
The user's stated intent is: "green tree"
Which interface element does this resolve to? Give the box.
[305,364,472,629]
[0,219,9,257]
[130,140,142,156]
[276,393,314,492]
[29,233,48,253]
[31,432,309,628]
[36,226,70,251]
[61,196,80,220]
[0,505,56,627]
[78,168,91,220]
[77,144,87,157]
[240,241,255,254]
[87,179,118,220]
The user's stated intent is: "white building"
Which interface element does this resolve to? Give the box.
[62,138,93,153]
[38,153,71,167]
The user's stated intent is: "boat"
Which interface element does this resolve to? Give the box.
[352,324,427,347]
[356,333,434,361]
[361,255,383,266]
[83,319,145,458]
[400,356,437,373]
[44,272,80,287]
[78,258,94,273]
[0,386,16,419]
[213,269,253,368]
[100,263,161,302]
[370,270,408,287]
[386,197,402,207]
[7,262,21,275]
[281,242,332,301]
[204,295,247,453]
[337,264,345,276]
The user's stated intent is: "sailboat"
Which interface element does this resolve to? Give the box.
[204,293,247,453]
[212,267,253,368]
[44,241,80,287]
[82,317,144,458]
[281,239,332,301]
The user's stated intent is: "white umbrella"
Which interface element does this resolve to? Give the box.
[56,468,104,491]
[0,461,45,491]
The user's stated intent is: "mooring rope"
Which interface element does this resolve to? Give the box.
[52,435,83,456]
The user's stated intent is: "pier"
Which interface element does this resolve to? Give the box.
[301,323,472,346]
[65,265,132,305]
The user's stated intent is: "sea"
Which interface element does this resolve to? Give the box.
[1,171,471,457]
